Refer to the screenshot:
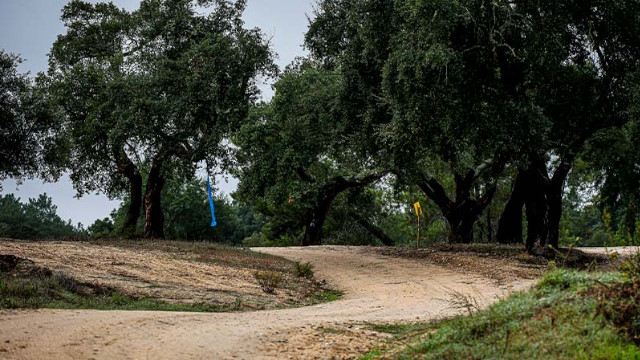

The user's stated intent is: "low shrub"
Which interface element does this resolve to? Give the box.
[254,271,283,294]
[295,261,314,279]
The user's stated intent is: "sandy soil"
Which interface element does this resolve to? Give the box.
[0,242,536,359]
[0,240,318,310]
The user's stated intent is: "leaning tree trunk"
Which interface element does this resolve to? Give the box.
[144,161,165,239]
[496,173,526,244]
[301,172,386,246]
[349,211,394,246]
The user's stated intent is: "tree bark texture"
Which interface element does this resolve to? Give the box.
[496,172,526,244]
[144,161,165,239]
[115,150,143,237]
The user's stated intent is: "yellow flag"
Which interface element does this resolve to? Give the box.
[413,202,423,217]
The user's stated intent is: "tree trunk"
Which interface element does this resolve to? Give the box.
[524,158,549,252]
[302,186,337,246]
[487,207,493,242]
[144,161,165,239]
[501,155,573,252]
[546,157,573,249]
[301,172,386,246]
[546,187,562,249]
[496,173,526,244]
[122,163,142,237]
[418,171,496,244]
[444,204,477,244]
[349,211,394,246]
[114,149,142,237]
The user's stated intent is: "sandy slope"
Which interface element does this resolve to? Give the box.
[0,245,534,359]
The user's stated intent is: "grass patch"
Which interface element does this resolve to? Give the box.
[362,264,640,359]
[312,289,343,303]
[366,323,431,336]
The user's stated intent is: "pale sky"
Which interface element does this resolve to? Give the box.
[0,0,315,226]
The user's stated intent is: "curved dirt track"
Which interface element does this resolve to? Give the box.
[0,246,533,359]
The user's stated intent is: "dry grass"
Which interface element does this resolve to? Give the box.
[370,243,614,284]
[0,239,340,312]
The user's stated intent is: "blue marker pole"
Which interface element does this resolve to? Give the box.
[207,175,217,227]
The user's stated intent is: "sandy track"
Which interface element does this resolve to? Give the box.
[0,245,533,359]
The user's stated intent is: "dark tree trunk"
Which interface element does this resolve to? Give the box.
[115,150,142,237]
[302,186,339,246]
[349,211,394,246]
[496,173,526,244]
[499,156,573,252]
[546,157,573,249]
[444,203,478,244]
[301,172,386,246]
[487,207,493,242]
[144,161,165,239]
[122,164,142,236]
[546,187,562,249]
[524,157,549,252]
[418,170,496,244]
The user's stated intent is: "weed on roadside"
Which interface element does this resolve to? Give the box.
[295,261,315,279]
[254,271,283,294]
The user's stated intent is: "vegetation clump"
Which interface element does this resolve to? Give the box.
[254,271,284,294]
[295,261,315,279]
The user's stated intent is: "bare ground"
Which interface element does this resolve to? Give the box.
[0,241,543,359]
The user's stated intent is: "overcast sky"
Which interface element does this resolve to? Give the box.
[0,0,315,226]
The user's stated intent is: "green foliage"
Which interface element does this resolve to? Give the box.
[312,289,342,303]
[234,59,388,245]
[559,201,609,247]
[87,217,114,238]
[253,271,283,294]
[43,0,275,237]
[294,261,314,279]
[101,177,263,244]
[0,193,78,239]
[0,50,58,184]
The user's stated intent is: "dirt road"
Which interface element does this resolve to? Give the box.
[0,245,534,359]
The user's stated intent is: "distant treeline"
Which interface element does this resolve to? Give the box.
[0,178,263,245]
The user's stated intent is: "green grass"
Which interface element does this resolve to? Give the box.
[363,267,640,359]
[312,289,343,303]
[366,323,431,336]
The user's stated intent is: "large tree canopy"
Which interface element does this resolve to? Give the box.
[305,0,536,243]
[304,0,640,249]
[46,0,275,237]
[495,0,640,250]
[234,60,388,245]
[0,51,57,184]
